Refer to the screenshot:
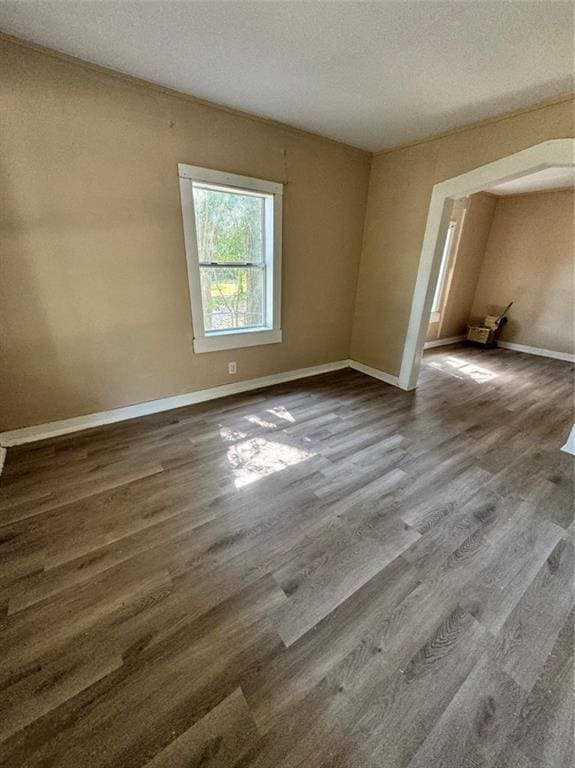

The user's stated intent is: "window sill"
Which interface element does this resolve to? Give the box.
[193,328,282,353]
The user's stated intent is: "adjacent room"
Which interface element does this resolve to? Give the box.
[0,2,573,767]
[426,174,575,362]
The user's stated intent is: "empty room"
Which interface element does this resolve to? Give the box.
[0,2,573,767]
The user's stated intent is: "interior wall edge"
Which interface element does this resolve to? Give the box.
[348,360,402,389]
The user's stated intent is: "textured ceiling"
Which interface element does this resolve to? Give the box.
[1,1,573,151]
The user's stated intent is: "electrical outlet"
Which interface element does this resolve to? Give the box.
[228,361,237,375]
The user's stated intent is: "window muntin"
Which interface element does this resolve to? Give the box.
[193,184,266,332]
[178,164,282,353]
[199,264,265,331]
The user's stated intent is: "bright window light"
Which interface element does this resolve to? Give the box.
[178,164,283,353]
[227,437,315,488]
[431,220,457,313]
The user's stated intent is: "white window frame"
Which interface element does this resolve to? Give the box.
[178,163,283,353]
[430,219,457,317]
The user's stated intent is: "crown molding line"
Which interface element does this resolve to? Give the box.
[2,31,571,159]
[374,91,575,156]
[0,31,369,156]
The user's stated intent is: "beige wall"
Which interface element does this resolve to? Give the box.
[351,96,575,375]
[2,35,573,432]
[427,192,497,341]
[0,38,371,430]
[471,189,575,355]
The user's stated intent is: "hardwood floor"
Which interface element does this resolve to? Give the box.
[0,344,573,768]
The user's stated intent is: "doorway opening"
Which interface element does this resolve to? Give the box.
[398,139,575,390]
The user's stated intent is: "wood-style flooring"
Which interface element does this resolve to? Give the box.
[0,344,573,768]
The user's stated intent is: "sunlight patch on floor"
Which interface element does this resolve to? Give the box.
[429,356,499,383]
[219,426,248,442]
[227,437,315,488]
[267,405,295,423]
[244,414,279,429]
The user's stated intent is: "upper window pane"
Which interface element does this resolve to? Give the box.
[192,185,264,264]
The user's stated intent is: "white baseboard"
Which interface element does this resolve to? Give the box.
[424,335,466,349]
[0,357,409,448]
[0,360,350,447]
[497,341,575,363]
[348,360,401,389]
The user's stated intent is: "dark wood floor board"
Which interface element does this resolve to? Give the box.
[397,462,493,531]
[143,687,260,768]
[4,501,216,614]
[405,652,526,768]
[0,637,123,743]
[0,577,285,768]
[242,555,420,734]
[317,606,489,768]
[492,742,535,768]
[507,610,574,768]
[455,502,566,634]
[309,466,408,530]
[274,531,413,647]
[401,487,516,578]
[312,459,398,500]
[485,443,574,505]
[491,538,574,691]
[0,346,572,767]
[1,561,174,676]
[336,484,417,546]
[0,460,165,526]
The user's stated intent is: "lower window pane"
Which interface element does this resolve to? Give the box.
[200,266,265,331]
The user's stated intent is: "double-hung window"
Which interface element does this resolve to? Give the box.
[178,164,283,353]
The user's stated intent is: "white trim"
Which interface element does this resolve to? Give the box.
[0,357,414,447]
[431,219,457,313]
[179,173,206,339]
[193,328,282,353]
[0,361,350,447]
[561,425,575,456]
[429,311,441,324]
[177,163,283,354]
[398,139,575,390]
[424,335,466,349]
[349,360,401,388]
[422,333,574,359]
[178,164,283,196]
[497,341,575,363]
[0,447,6,479]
